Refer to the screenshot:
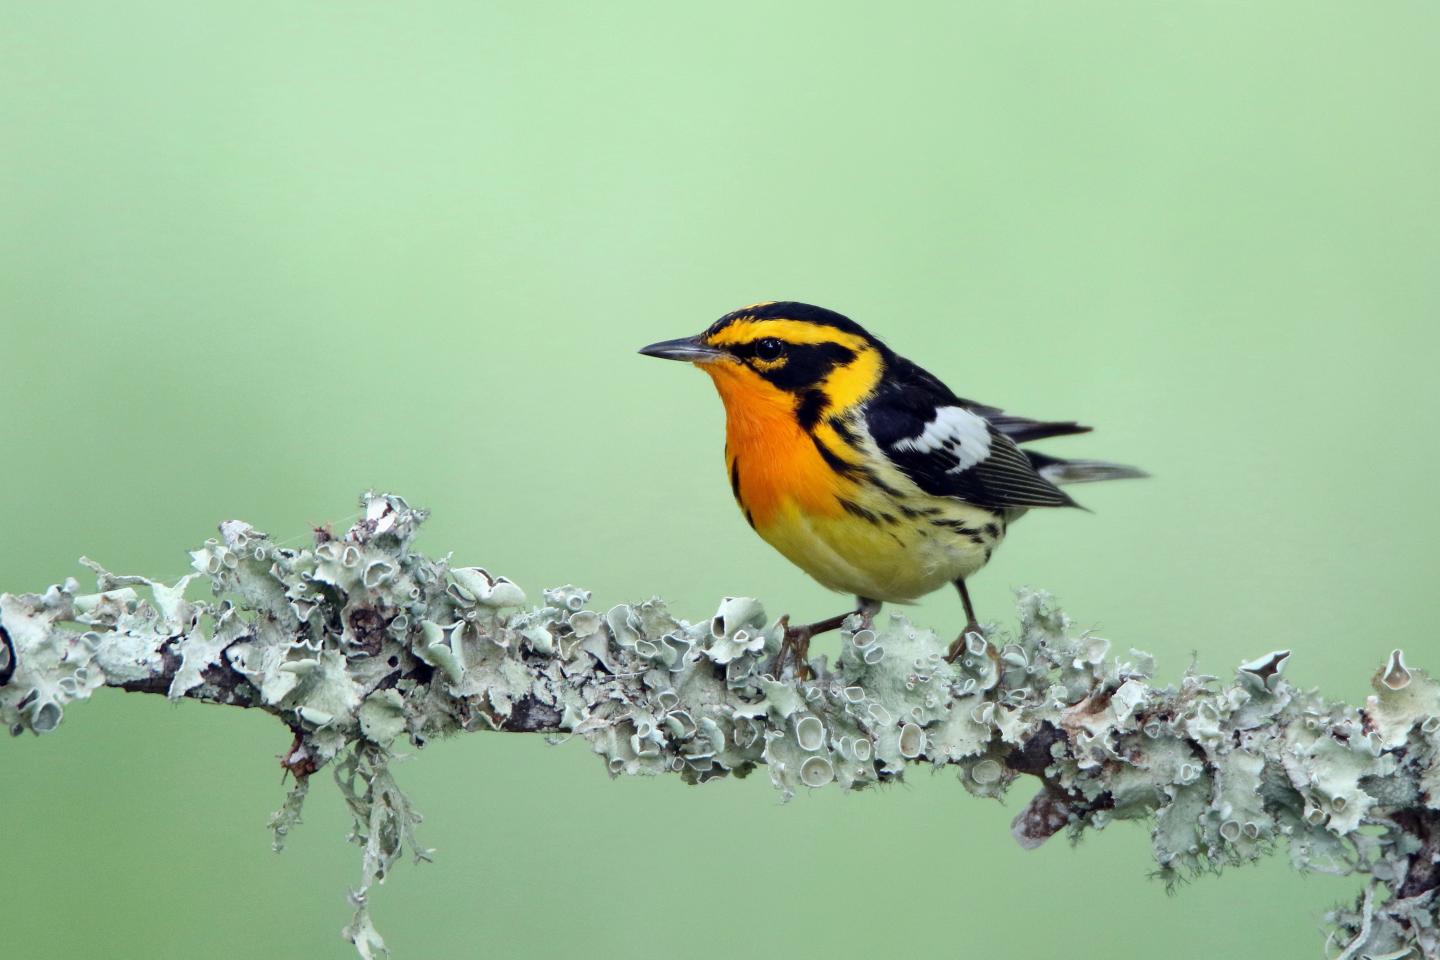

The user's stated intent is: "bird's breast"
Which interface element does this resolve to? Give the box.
[701,362,1008,602]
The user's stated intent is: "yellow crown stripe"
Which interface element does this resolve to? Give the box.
[705,318,869,352]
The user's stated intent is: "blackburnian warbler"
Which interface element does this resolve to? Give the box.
[640,301,1144,674]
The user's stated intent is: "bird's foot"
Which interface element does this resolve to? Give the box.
[945,622,988,663]
[768,609,857,678]
[769,615,814,680]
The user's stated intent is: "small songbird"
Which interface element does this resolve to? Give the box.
[640,302,1144,674]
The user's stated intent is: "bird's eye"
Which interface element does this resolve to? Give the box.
[754,338,786,362]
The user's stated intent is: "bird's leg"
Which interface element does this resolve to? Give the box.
[770,613,847,680]
[770,599,875,679]
[945,579,989,663]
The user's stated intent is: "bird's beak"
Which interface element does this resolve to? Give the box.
[637,335,725,364]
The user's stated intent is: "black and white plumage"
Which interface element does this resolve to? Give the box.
[766,342,1147,606]
[865,353,1143,516]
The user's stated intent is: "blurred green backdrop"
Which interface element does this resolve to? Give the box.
[4,2,1438,958]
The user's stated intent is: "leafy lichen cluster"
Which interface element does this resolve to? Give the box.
[2,493,1436,958]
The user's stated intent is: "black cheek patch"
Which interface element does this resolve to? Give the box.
[762,342,857,392]
[795,390,826,429]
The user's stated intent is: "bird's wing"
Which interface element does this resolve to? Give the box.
[865,357,1077,509]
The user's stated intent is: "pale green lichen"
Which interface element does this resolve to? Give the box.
[2,492,1436,959]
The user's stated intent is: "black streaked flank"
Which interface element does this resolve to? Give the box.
[827,415,859,445]
[811,433,859,477]
[837,498,881,525]
[856,465,906,499]
[827,414,906,498]
[929,518,993,545]
[729,458,742,501]
[930,518,980,534]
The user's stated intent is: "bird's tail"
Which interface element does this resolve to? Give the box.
[1025,450,1149,485]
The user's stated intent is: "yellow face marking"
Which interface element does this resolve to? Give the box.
[699,316,884,418]
[816,343,882,413]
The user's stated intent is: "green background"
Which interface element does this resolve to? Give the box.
[4,3,1437,957]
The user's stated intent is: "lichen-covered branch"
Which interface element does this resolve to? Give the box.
[2,494,1436,959]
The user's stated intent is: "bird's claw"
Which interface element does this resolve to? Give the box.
[945,623,989,663]
[769,616,813,680]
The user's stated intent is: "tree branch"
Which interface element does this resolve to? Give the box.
[2,493,1436,959]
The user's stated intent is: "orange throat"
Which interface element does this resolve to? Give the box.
[702,361,847,525]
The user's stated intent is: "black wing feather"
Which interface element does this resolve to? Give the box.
[866,355,1077,510]
[969,405,1092,444]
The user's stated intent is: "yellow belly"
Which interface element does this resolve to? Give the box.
[755,497,1006,603]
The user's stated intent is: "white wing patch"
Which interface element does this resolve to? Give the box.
[891,406,993,472]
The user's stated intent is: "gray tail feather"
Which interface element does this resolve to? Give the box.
[1025,450,1149,485]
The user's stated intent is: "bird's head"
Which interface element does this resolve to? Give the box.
[640,302,889,425]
